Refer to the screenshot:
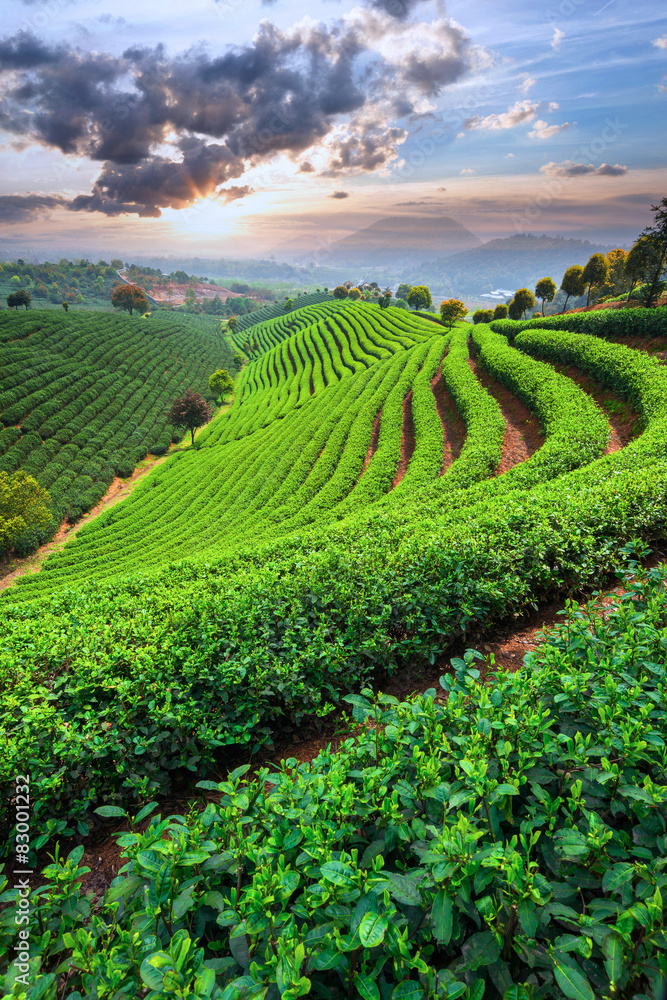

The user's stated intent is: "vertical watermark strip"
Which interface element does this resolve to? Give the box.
[13,774,33,989]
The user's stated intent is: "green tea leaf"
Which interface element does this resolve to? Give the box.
[431,890,453,944]
[602,932,622,984]
[601,864,634,893]
[94,805,127,818]
[320,861,356,888]
[463,932,501,971]
[355,974,380,1000]
[553,961,594,1000]
[359,912,388,948]
[392,982,424,1000]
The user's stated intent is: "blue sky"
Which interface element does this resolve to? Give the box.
[0,0,664,256]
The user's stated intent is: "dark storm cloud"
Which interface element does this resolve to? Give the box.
[0,10,473,218]
[0,193,67,222]
[330,190,350,198]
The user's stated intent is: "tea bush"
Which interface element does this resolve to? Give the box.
[2,560,666,1000]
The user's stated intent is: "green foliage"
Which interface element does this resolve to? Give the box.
[560,266,586,312]
[0,309,232,546]
[333,286,349,300]
[0,470,51,556]
[472,309,494,324]
[581,254,610,307]
[4,564,667,999]
[493,304,508,320]
[513,288,536,319]
[490,306,667,342]
[535,277,557,315]
[6,289,32,310]
[406,285,432,311]
[208,369,235,400]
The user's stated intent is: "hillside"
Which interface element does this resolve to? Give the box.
[427,233,616,295]
[0,309,232,553]
[2,299,667,1000]
[297,215,481,267]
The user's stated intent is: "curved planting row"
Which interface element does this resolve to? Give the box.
[0,309,231,550]
[3,307,667,843]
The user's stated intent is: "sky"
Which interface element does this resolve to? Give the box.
[0,0,665,259]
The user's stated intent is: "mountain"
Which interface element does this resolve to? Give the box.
[424,234,618,296]
[286,216,481,268]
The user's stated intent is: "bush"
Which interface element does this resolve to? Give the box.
[5,562,667,1000]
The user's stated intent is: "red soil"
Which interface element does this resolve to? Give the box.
[359,409,382,477]
[467,357,544,474]
[430,364,466,474]
[391,390,416,488]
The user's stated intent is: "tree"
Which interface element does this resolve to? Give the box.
[581,253,609,307]
[508,298,524,320]
[396,283,411,300]
[513,288,536,319]
[602,248,629,299]
[406,285,432,311]
[535,277,557,316]
[472,308,494,324]
[227,316,239,334]
[10,275,21,285]
[62,301,69,312]
[284,298,294,311]
[379,291,392,309]
[167,389,213,446]
[493,304,509,320]
[348,287,362,301]
[6,289,31,310]
[634,199,667,307]
[111,283,149,315]
[209,369,235,400]
[0,470,52,559]
[333,286,349,299]
[560,265,586,312]
[439,299,468,329]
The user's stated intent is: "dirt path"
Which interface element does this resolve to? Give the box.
[359,409,382,477]
[391,390,416,488]
[467,357,544,473]
[548,363,641,453]
[430,364,465,474]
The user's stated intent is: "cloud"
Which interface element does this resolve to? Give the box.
[330,190,350,198]
[528,119,573,139]
[505,152,514,158]
[464,99,538,131]
[0,12,474,218]
[437,186,447,190]
[652,34,667,49]
[518,75,536,94]
[540,160,629,177]
[547,102,559,112]
[0,193,67,222]
[551,28,564,50]
[460,167,474,174]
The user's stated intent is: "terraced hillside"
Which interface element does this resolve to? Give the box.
[0,309,232,550]
[2,300,667,1000]
[1,300,666,788]
[233,289,332,333]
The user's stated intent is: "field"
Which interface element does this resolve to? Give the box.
[2,299,667,999]
[0,309,233,551]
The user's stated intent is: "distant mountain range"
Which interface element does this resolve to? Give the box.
[280,218,618,295]
[281,215,481,267]
[425,234,617,295]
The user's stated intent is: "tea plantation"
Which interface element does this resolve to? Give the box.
[1,300,667,1000]
[0,309,232,549]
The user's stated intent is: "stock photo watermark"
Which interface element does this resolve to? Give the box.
[11,774,33,989]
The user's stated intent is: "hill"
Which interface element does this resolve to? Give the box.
[0,308,232,553]
[426,233,617,295]
[2,299,667,999]
[296,215,481,267]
